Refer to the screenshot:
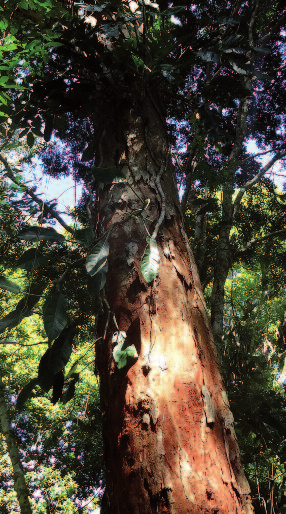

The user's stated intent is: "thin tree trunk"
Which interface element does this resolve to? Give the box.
[95,96,253,513]
[210,180,234,350]
[0,376,32,514]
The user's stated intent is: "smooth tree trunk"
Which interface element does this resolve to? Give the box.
[0,376,32,514]
[95,96,253,513]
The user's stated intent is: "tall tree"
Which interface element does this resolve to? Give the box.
[2,0,284,512]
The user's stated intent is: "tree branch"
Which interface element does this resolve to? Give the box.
[0,154,76,236]
[235,228,286,256]
[233,150,286,217]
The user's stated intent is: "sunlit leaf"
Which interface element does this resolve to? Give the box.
[140,237,160,283]
[112,331,138,369]
[0,274,21,293]
[86,239,109,276]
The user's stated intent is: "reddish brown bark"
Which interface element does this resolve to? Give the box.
[95,97,253,513]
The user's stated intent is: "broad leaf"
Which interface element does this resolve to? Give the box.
[112,331,138,369]
[90,166,126,183]
[87,272,106,295]
[18,226,65,242]
[17,248,50,270]
[49,326,75,373]
[38,348,54,392]
[0,274,21,293]
[86,239,109,276]
[43,288,68,341]
[51,370,65,404]
[140,237,160,283]
[60,373,79,404]
[38,327,75,392]
[16,377,39,411]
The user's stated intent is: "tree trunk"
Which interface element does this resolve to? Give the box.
[95,96,253,513]
[0,376,32,514]
[210,181,234,351]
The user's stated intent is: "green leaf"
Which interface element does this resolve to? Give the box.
[87,272,106,294]
[74,227,95,246]
[60,373,79,404]
[140,237,160,283]
[0,274,21,293]
[38,348,54,392]
[49,327,75,373]
[16,377,39,411]
[90,166,126,183]
[112,331,138,369]
[27,132,35,148]
[17,248,50,270]
[86,239,109,276]
[43,288,68,341]
[18,226,65,242]
[38,327,75,392]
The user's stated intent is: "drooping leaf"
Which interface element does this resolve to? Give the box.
[74,227,95,246]
[140,237,160,284]
[90,166,126,183]
[87,272,106,295]
[86,239,109,276]
[43,288,68,341]
[18,226,65,242]
[51,370,65,404]
[49,326,75,373]
[0,274,21,293]
[38,327,75,392]
[60,373,79,404]
[27,131,35,148]
[38,348,54,392]
[17,248,50,270]
[16,377,39,411]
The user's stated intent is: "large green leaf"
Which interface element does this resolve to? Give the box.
[87,272,106,295]
[18,226,65,242]
[38,327,75,392]
[60,373,79,404]
[0,274,21,293]
[86,239,109,277]
[90,166,126,183]
[17,248,50,270]
[16,377,39,411]
[43,288,68,341]
[140,237,160,284]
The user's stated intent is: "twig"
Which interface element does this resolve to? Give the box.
[0,154,75,236]
[233,150,286,216]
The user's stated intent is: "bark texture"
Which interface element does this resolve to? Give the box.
[95,96,253,513]
[0,376,32,514]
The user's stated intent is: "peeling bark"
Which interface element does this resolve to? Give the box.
[0,376,32,514]
[95,97,253,513]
